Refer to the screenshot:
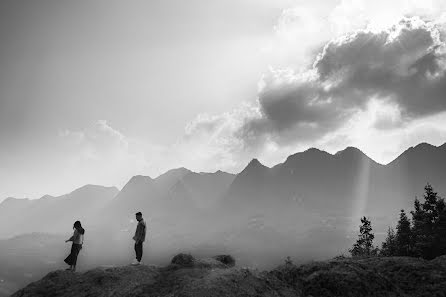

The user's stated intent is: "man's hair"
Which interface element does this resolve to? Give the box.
[135,212,142,216]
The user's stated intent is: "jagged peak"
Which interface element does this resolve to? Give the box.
[197,170,234,176]
[284,147,332,164]
[124,175,154,188]
[155,167,193,180]
[246,158,268,169]
[238,158,270,176]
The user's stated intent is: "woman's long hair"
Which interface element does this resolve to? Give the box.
[73,221,85,234]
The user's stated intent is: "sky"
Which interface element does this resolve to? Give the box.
[1,0,446,200]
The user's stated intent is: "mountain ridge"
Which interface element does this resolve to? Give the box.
[3,141,446,203]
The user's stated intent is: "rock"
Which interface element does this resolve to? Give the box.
[170,253,195,267]
[213,255,235,267]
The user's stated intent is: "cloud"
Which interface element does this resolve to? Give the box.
[60,120,129,159]
[59,120,148,187]
[240,17,446,146]
[170,104,262,172]
[179,16,446,170]
[329,0,446,33]
[314,17,446,116]
[53,15,446,179]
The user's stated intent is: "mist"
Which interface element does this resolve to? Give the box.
[2,143,446,296]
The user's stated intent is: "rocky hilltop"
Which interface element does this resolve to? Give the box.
[12,254,446,297]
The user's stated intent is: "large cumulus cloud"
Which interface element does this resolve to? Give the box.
[240,17,446,145]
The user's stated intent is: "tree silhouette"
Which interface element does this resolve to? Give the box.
[381,183,446,259]
[380,227,397,256]
[350,216,377,257]
[411,184,443,259]
[435,198,446,256]
[396,209,412,256]
[411,197,426,257]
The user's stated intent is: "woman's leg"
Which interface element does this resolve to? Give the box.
[72,244,81,271]
[65,245,76,269]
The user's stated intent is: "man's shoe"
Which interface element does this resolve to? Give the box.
[131,260,139,265]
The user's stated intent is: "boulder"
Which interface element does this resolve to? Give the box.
[170,253,195,267]
[213,254,236,266]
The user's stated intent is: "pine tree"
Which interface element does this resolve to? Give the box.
[411,197,425,257]
[435,198,446,256]
[383,184,446,259]
[396,209,412,256]
[421,183,441,259]
[380,227,397,256]
[411,183,444,259]
[350,216,377,257]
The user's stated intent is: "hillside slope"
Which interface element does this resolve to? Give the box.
[12,254,446,297]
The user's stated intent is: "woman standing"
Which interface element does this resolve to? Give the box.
[64,221,85,272]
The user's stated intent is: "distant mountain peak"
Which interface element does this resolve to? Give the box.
[156,167,192,180]
[198,170,232,176]
[68,184,119,196]
[334,146,368,157]
[399,142,437,157]
[165,167,192,174]
[333,146,380,166]
[154,168,194,191]
[126,175,154,186]
[412,142,436,150]
[246,158,267,169]
[40,194,55,200]
[304,147,325,153]
[0,197,29,205]
[235,159,269,179]
[283,147,332,165]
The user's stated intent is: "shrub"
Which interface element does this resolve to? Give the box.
[213,255,235,266]
[171,253,195,267]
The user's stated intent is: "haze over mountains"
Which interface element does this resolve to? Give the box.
[2,142,446,239]
[1,142,446,296]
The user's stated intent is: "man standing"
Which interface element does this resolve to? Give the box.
[132,211,146,265]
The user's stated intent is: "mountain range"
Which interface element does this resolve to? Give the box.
[1,142,446,296]
[0,143,445,252]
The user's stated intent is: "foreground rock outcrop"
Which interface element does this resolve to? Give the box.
[12,254,446,297]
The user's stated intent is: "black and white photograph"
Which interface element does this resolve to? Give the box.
[1,0,446,296]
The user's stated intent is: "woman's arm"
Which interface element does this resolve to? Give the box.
[65,230,76,242]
